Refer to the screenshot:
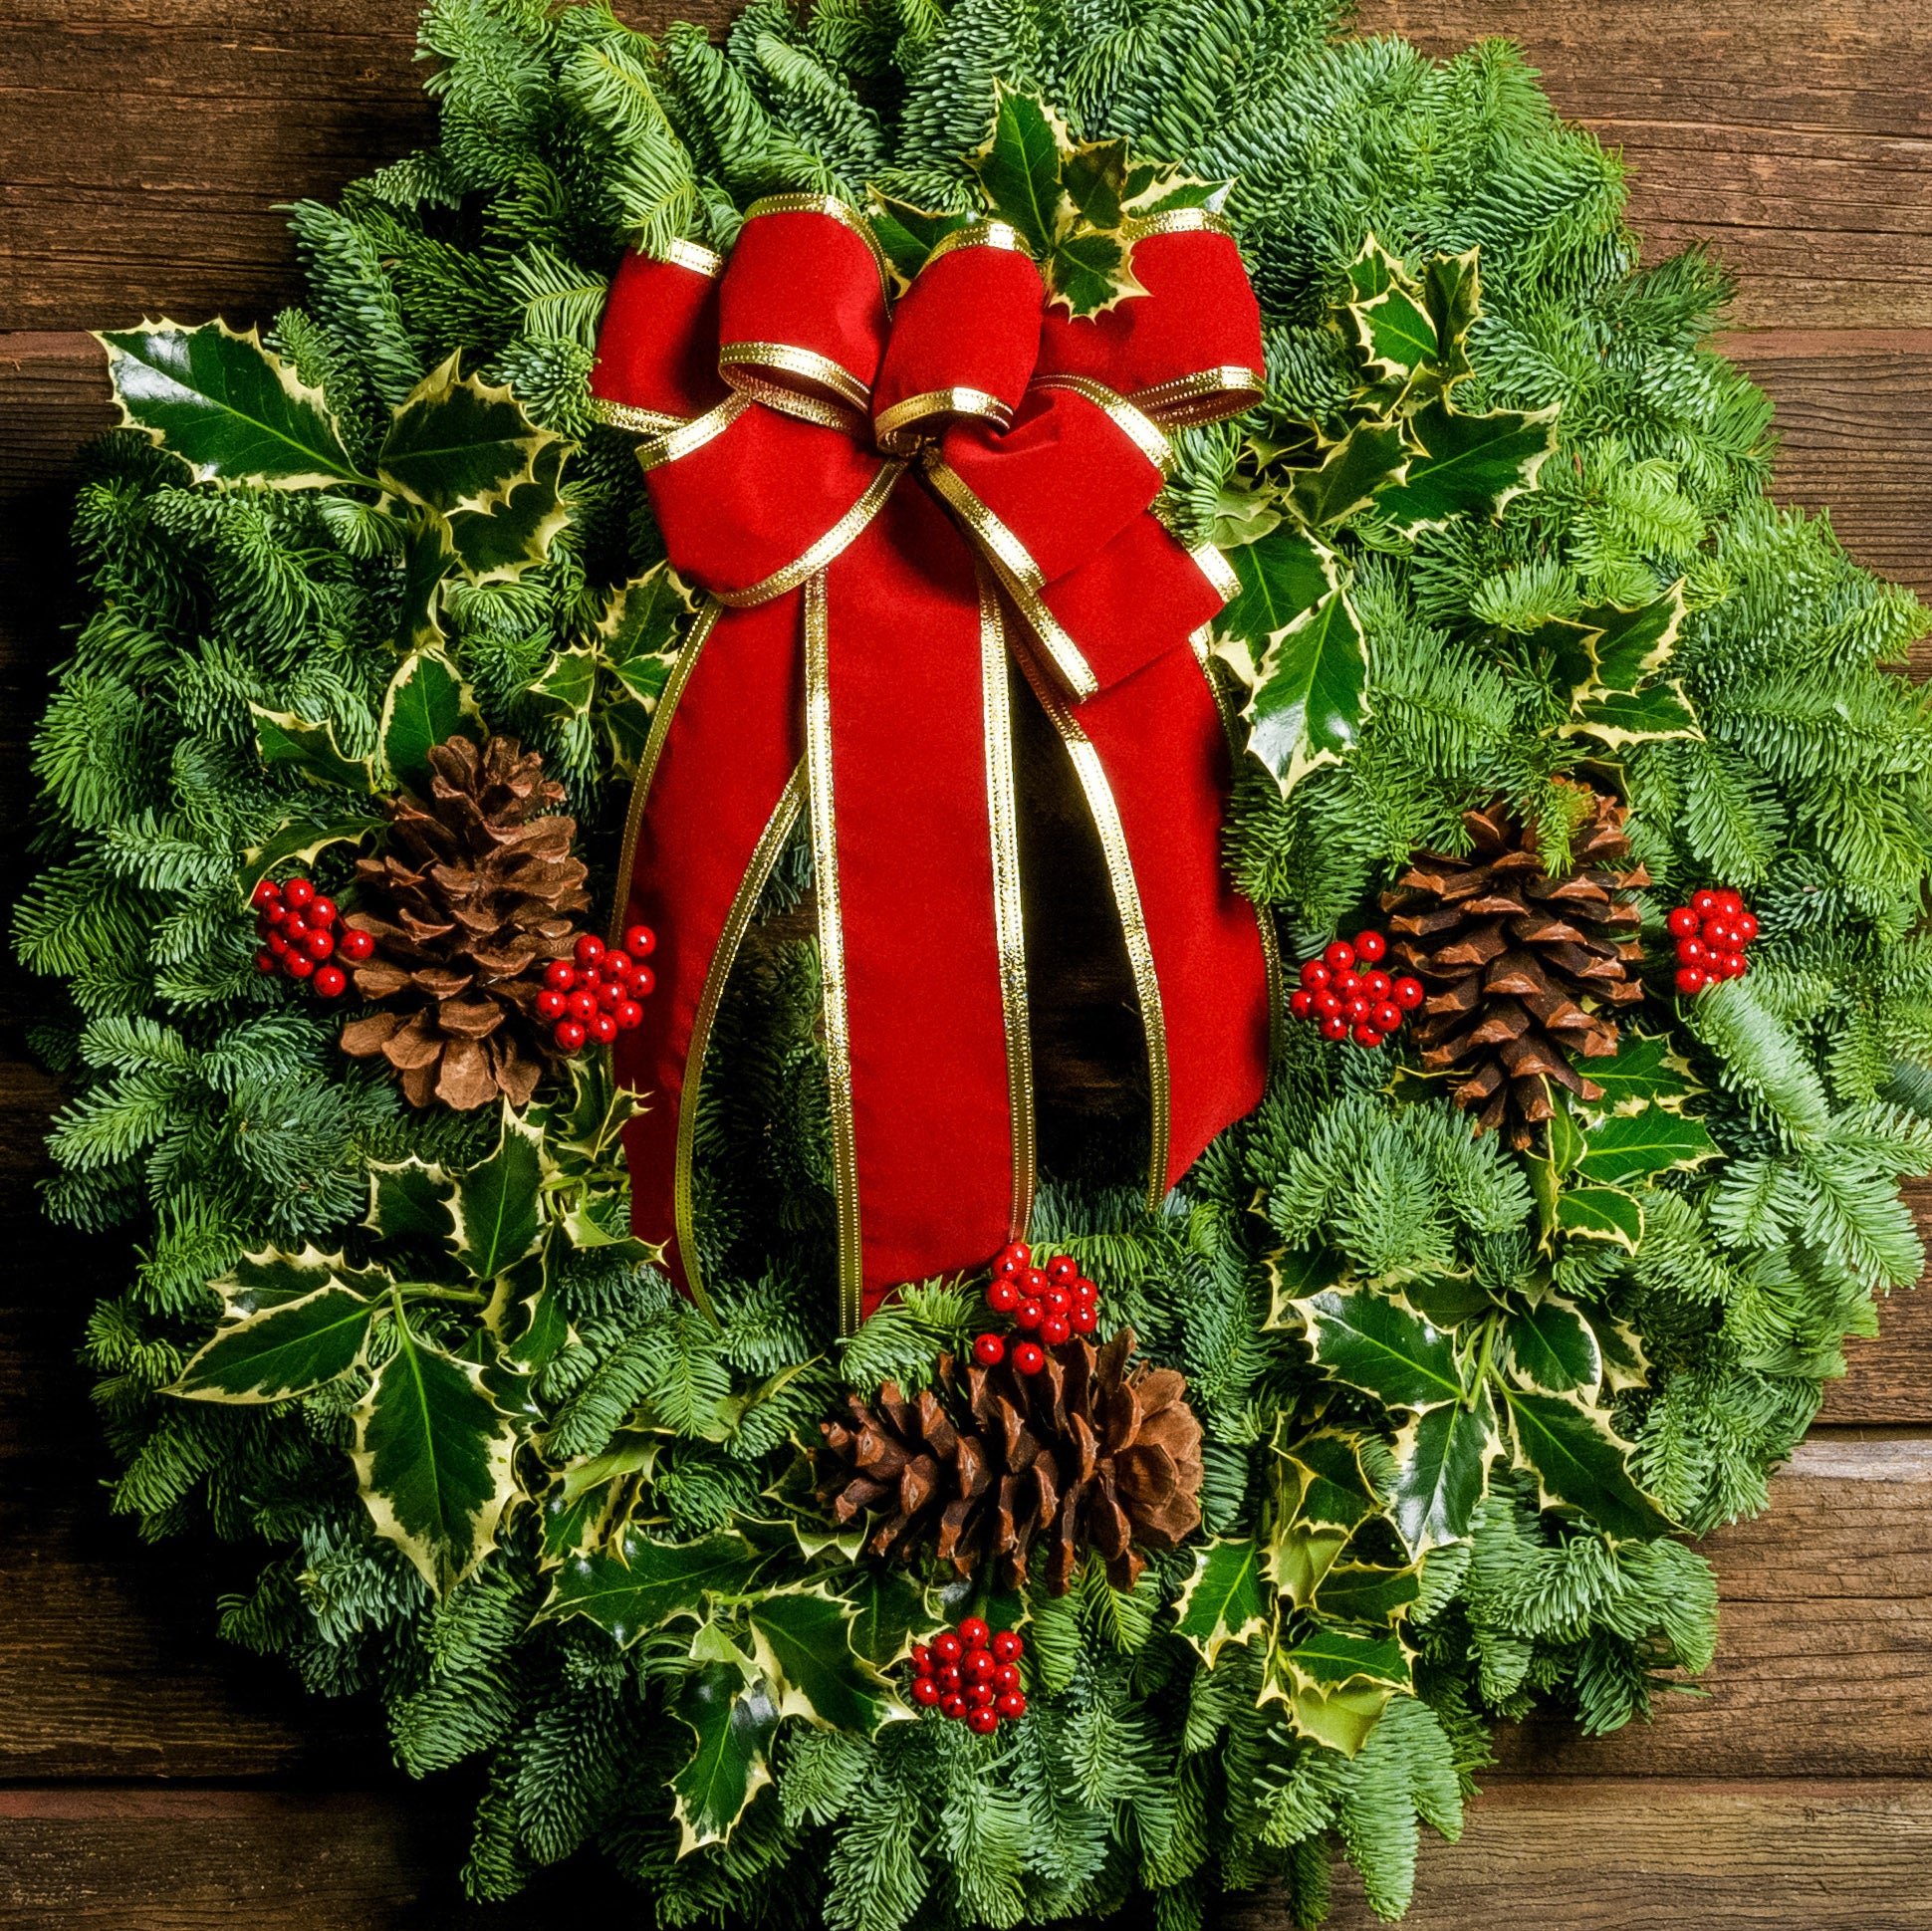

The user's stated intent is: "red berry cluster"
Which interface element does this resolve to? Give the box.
[973,1241,1099,1376]
[908,1619,1027,1733]
[536,927,658,1054]
[251,875,369,1000]
[1289,931,1424,1048]
[1666,888,1758,998]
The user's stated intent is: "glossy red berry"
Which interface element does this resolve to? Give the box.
[1691,888,1719,916]
[1736,911,1759,944]
[1298,959,1330,992]
[995,1691,1027,1720]
[993,1663,1020,1693]
[261,902,288,928]
[941,1693,969,1721]
[1040,1314,1071,1346]
[339,927,375,962]
[973,1331,1006,1366]
[613,999,644,1031]
[282,916,310,945]
[1674,967,1708,997]
[623,924,657,958]
[574,933,604,968]
[1073,1278,1096,1305]
[1018,1267,1050,1298]
[1360,969,1391,1002]
[1012,1341,1046,1375]
[307,894,337,928]
[1352,1023,1382,1047]
[266,931,290,958]
[1715,888,1743,918]
[910,1643,932,1675]
[1290,989,1315,1019]
[1703,919,1734,950]
[933,1631,963,1663]
[991,1629,1024,1663]
[282,877,315,909]
[1667,906,1700,938]
[313,964,348,999]
[254,950,277,974]
[283,951,315,980]
[1312,990,1343,1021]
[997,1241,1032,1274]
[1323,940,1355,974]
[1342,995,1370,1025]
[1392,977,1424,1011]
[250,879,282,910]
[567,989,598,1024]
[630,965,657,998]
[304,928,335,960]
[963,1630,994,1664]
[936,1665,962,1693]
[1015,1299,1044,1331]
[911,1677,941,1707]
[554,1019,588,1052]
[968,1707,1000,1735]
[957,1615,989,1651]
[594,979,623,1014]
[1319,1015,1348,1042]
[1677,937,1709,967]
[1046,1255,1079,1286]
[1718,951,1748,979]
[1372,1001,1402,1033]
[968,1681,997,1709]
[1354,929,1387,963]
[1070,1304,1098,1335]
[987,1278,1021,1315]
[544,959,577,993]
[590,1012,618,1045]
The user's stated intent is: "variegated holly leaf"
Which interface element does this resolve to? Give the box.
[240,815,381,897]
[1285,418,1409,528]
[1401,1271,1499,1328]
[1563,679,1701,750]
[449,1104,547,1281]
[1341,237,1437,390]
[97,319,369,490]
[1266,1627,1411,1755]
[352,1313,520,1591]
[1388,1384,1499,1555]
[1282,1427,1380,1533]
[1374,395,1561,536]
[215,1246,390,1315]
[745,1586,896,1732]
[1172,1537,1270,1665]
[443,438,570,585]
[1577,584,1686,695]
[1313,1559,1420,1628]
[1502,1388,1672,1542]
[1290,1287,1467,1411]
[250,705,375,793]
[1210,527,1339,687]
[173,1277,379,1401]
[841,1569,943,1670]
[1245,587,1369,796]
[1574,1101,1719,1185]
[672,1663,779,1851]
[395,512,451,652]
[1555,1184,1645,1251]
[375,354,559,518]
[379,647,484,793]
[1582,1032,1700,1113]
[865,192,976,286]
[536,1434,660,1565]
[1420,247,1481,394]
[365,1157,458,1246]
[1263,1245,1347,1330]
[543,1531,764,1645]
[529,1052,645,1179]
[1504,1296,1602,1396]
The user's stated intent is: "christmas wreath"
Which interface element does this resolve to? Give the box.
[21,0,1932,1923]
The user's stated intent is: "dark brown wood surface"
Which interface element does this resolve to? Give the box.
[1,1,1930,1924]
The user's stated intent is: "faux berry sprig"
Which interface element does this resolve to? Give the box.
[1666,888,1757,998]
[535,926,658,1055]
[973,1241,1099,1376]
[252,874,369,1000]
[908,1618,1027,1734]
[1289,930,1424,1048]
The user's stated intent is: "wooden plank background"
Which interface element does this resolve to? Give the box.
[1,1,1928,1924]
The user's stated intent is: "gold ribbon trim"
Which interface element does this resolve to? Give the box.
[926,219,1033,266]
[873,385,1013,454]
[1127,365,1266,428]
[636,392,752,473]
[1030,374,1174,477]
[711,460,907,610]
[745,193,894,301]
[663,237,728,278]
[719,341,871,429]
[1191,539,1242,603]
[589,395,692,436]
[1121,207,1238,243]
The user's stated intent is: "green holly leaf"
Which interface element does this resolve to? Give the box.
[250,705,375,793]
[1374,395,1561,536]
[841,1568,941,1669]
[375,354,558,518]
[395,512,451,652]
[1578,585,1686,694]
[1564,680,1701,750]
[239,815,380,897]
[1171,1537,1271,1665]
[1246,586,1370,796]
[217,1246,381,1314]
[1420,247,1481,392]
[600,565,690,702]
[97,319,369,490]
[530,1053,644,1180]
[1504,1296,1602,1395]
[1555,1184,1645,1251]
[864,192,975,284]
[967,83,1073,260]
[1574,1102,1719,1185]
[1285,418,1410,529]
[449,1104,547,1281]
[1291,1287,1466,1411]
[745,1586,895,1733]
[1314,1559,1421,1628]
[1282,1625,1412,1694]
[1210,527,1339,684]
[352,1313,520,1591]
[530,644,599,719]
[1282,1427,1380,1532]
[543,1531,764,1645]
[1388,1384,1499,1555]
[1341,238,1437,388]
[365,1158,458,1247]
[1502,1388,1672,1542]
[379,648,485,795]
[1580,1032,1699,1113]
[1263,1246,1347,1330]
[442,438,570,585]
[1401,1272,1499,1328]
[1048,228,1145,318]
[173,1280,377,1401]
[672,1663,778,1851]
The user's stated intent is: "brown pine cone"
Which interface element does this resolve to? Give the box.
[337,734,591,1110]
[820,1328,1203,1594]
[1381,785,1648,1147]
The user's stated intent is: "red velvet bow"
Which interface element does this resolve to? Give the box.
[590,196,1277,1328]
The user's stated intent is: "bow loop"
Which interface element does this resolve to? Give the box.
[588,243,730,433]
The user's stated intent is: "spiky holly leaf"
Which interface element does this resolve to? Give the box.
[1575,1102,1719,1185]
[239,814,381,897]
[865,192,976,284]
[1502,1388,1672,1542]
[529,1053,645,1180]
[600,565,690,705]
[1388,1384,1499,1555]
[536,1435,659,1565]
[1555,1184,1645,1251]
[1262,1246,1347,1330]
[449,1105,547,1281]
[443,439,570,585]
[365,1157,458,1246]
[841,1568,939,1670]
[352,1313,520,1591]
[1268,1625,1412,1747]
[1171,1537,1270,1665]
[97,319,368,490]
[395,513,450,652]
[1374,395,1561,536]
[1564,680,1701,750]
[1246,586,1369,796]
[1580,1032,1700,1113]
[375,354,558,518]
[1578,584,1686,695]
[1210,528,1340,686]
[250,705,375,793]
[544,1531,764,1645]
[1401,1272,1498,1328]
[1291,1287,1466,1411]
[1504,1297,1602,1395]
[1421,247,1481,393]
[1285,418,1409,528]
[672,1663,778,1851]
[216,1247,387,1314]
[379,648,485,794]
[173,1280,377,1401]
[745,1586,895,1733]
[1284,1428,1380,1533]
[1314,1559,1421,1627]
[1589,1311,1651,1393]
[1341,237,1437,388]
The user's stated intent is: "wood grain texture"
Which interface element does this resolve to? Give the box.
[1353,0,1932,333]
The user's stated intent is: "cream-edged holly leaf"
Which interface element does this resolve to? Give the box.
[672,1663,778,1851]
[1388,1384,1499,1556]
[1313,1559,1421,1628]
[365,1157,458,1246]
[173,1281,377,1401]
[530,644,598,720]
[600,564,691,704]
[967,83,1074,260]
[1504,1296,1602,1396]
[1374,395,1561,536]
[1564,679,1701,750]
[352,1316,519,1592]
[1401,1271,1499,1328]
[1580,1032,1700,1114]
[1210,525,1339,687]
[375,354,557,518]
[502,1277,573,1371]
[211,1246,390,1314]
[250,705,375,793]
[1285,418,1409,529]
[1502,1388,1672,1542]
[865,192,976,285]
[449,1104,547,1281]
[1577,584,1686,694]
[536,1434,660,1565]
[1267,1518,1351,1609]
[745,1585,897,1733]
[1263,1630,1409,1754]
[1285,1675,1399,1757]
[1048,228,1146,318]
[1263,1245,1347,1330]
[529,1052,645,1178]
[395,512,451,652]
[1588,1311,1651,1393]
[1420,247,1481,392]
[1246,586,1369,797]
[442,438,569,585]
[1341,239,1437,388]
[379,648,485,794]
[1172,1537,1271,1665]
[97,319,369,490]
[1575,1102,1719,1185]
[841,1568,941,1670]
[543,1530,763,1644]
[239,815,380,897]
[1281,1625,1412,1695]
[1555,1183,1644,1251]
[1283,1427,1380,1531]
[1117,154,1226,218]
[1291,1287,1466,1411]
